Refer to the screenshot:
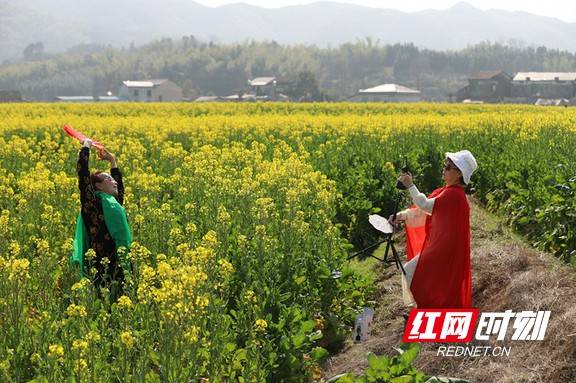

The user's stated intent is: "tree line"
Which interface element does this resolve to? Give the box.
[1,37,576,101]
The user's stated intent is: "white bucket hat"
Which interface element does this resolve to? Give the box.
[445,150,477,184]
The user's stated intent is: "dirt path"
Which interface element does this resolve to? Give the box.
[322,199,576,383]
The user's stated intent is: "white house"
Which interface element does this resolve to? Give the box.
[118,79,183,102]
[511,72,576,100]
[248,77,277,98]
[350,83,421,102]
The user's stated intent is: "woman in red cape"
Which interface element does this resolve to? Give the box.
[391,150,477,309]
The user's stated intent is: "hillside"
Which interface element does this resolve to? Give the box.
[322,200,576,382]
[2,1,576,62]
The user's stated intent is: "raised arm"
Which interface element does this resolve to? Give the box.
[98,147,124,205]
[398,172,435,214]
[77,140,97,211]
[110,167,124,205]
[407,184,435,215]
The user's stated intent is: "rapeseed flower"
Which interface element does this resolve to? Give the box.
[254,319,268,332]
[7,258,30,281]
[120,330,135,349]
[72,339,88,353]
[48,344,64,360]
[74,358,88,374]
[66,304,87,318]
[116,295,133,310]
[71,278,90,292]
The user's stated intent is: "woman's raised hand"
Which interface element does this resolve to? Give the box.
[97,147,115,162]
[398,172,414,189]
[97,147,117,168]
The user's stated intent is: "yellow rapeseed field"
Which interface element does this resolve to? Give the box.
[0,102,574,382]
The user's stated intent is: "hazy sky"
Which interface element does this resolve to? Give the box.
[193,0,576,23]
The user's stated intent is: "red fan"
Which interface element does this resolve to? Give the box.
[63,124,105,150]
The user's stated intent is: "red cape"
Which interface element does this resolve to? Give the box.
[405,185,471,308]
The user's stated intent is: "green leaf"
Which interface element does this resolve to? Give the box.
[292,333,306,347]
[232,348,247,370]
[311,346,329,361]
[308,330,323,341]
[26,378,49,383]
[294,275,307,285]
[279,291,292,302]
[400,344,420,365]
[144,371,162,383]
[367,352,389,371]
[389,363,405,376]
[425,378,471,383]
[332,373,355,383]
[300,319,316,333]
[148,349,160,366]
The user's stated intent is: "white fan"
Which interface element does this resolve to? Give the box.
[368,214,394,234]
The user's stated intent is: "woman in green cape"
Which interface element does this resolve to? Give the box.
[70,138,132,301]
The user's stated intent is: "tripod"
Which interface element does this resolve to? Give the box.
[346,191,406,276]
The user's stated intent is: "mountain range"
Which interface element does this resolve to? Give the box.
[1,0,576,62]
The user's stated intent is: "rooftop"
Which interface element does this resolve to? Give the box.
[122,79,170,88]
[359,83,420,94]
[249,77,276,87]
[513,72,576,82]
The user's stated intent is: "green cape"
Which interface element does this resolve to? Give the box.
[70,191,132,277]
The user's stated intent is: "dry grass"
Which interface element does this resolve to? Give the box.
[322,200,576,383]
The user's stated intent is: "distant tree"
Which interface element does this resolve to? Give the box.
[66,43,106,55]
[181,35,199,49]
[182,79,199,99]
[289,70,323,101]
[23,42,46,61]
